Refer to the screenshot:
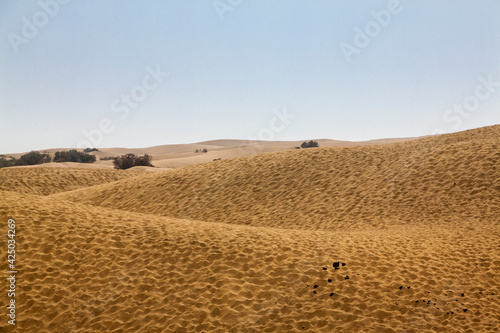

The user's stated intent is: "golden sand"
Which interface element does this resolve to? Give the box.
[0,167,138,196]
[55,125,499,231]
[8,137,417,170]
[0,125,498,332]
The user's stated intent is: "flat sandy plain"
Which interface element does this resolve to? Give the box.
[0,125,498,332]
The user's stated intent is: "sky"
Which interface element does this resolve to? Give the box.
[1,0,499,154]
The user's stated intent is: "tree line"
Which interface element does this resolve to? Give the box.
[0,150,96,168]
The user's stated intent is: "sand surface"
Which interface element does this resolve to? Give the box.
[0,167,139,196]
[54,125,500,231]
[5,137,419,170]
[0,126,498,332]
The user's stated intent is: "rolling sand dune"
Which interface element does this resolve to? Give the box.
[0,167,139,196]
[6,137,418,170]
[0,125,498,332]
[54,125,500,231]
[0,190,498,332]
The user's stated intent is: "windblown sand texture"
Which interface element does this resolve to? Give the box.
[0,167,138,196]
[0,125,499,332]
[8,137,417,170]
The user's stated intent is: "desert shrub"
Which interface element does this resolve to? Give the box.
[53,150,96,163]
[0,157,16,168]
[0,151,52,168]
[134,154,153,166]
[100,156,118,161]
[113,154,153,169]
[202,148,208,153]
[83,148,99,153]
[18,151,51,165]
[300,140,319,148]
[113,154,136,170]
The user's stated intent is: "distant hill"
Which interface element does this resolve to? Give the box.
[6,137,419,169]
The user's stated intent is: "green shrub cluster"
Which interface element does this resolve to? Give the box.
[53,150,96,163]
[0,149,99,168]
[300,140,319,148]
[0,151,50,168]
[113,154,153,169]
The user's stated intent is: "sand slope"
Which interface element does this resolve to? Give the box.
[6,137,419,170]
[0,125,498,332]
[0,190,498,332]
[0,167,139,196]
[54,125,500,231]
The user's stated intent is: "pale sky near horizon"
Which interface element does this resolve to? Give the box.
[1,0,499,154]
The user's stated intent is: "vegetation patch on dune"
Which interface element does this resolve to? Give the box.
[113,154,154,169]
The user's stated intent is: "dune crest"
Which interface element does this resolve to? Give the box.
[54,125,500,231]
[0,167,140,196]
[0,125,498,332]
[1,189,498,332]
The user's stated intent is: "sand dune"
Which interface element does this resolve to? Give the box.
[6,137,419,170]
[0,167,139,196]
[54,125,500,232]
[0,190,498,332]
[0,125,498,332]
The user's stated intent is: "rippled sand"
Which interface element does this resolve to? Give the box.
[0,125,498,332]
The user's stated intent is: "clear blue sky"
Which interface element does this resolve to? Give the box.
[1,0,499,153]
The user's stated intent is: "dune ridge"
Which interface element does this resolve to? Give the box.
[0,167,139,196]
[6,136,419,170]
[0,190,498,332]
[54,125,500,231]
[0,125,498,332]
